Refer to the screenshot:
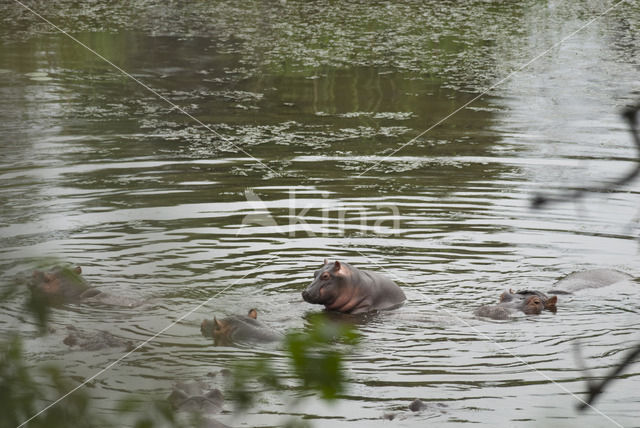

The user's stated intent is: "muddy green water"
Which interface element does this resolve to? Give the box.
[1,1,640,427]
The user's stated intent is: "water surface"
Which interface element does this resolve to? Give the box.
[1,1,640,427]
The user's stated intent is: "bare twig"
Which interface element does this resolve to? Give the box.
[532,102,640,208]
[576,342,640,410]
[535,101,640,410]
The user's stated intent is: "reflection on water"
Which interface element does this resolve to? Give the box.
[1,1,640,427]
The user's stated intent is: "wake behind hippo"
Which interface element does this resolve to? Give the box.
[302,260,406,314]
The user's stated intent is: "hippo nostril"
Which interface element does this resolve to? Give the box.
[302,290,315,302]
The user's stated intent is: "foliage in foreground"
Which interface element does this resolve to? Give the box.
[0,311,187,428]
[228,314,360,412]
[2,273,358,428]
[227,314,360,427]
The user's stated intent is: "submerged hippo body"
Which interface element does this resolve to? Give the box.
[301,260,406,314]
[201,309,283,346]
[63,325,133,351]
[500,289,558,312]
[29,265,143,307]
[168,381,229,428]
[168,380,224,414]
[550,269,633,294]
[475,295,545,320]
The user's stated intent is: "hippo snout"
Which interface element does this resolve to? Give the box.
[302,287,320,303]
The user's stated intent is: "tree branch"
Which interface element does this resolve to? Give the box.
[532,103,640,208]
[577,342,640,410]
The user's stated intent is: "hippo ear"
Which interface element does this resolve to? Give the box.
[213,317,222,330]
[546,295,558,307]
[248,308,257,319]
[323,259,329,265]
[74,266,82,274]
[332,260,349,275]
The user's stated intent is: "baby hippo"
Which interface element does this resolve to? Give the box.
[475,295,545,320]
[201,309,283,346]
[302,259,406,314]
[499,289,558,312]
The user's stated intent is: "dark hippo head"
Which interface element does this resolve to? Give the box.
[201,317,235,346]
[201,310,257,337]
[500,289,558,312]
[201,308,262,346]
[301,259,352,308]
[520,295,544,315]
[539,294,557,312]
[168,381,224,414]
[29,266,90,303]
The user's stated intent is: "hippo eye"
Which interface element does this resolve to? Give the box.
[321,272,330,280]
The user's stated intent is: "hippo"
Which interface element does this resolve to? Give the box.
[500,289,558,312]
[29,266,96,304]
[28,265,143,307]
[550,269,633,294]
[168,381,224,413]
[168,381,229,428]
[383,399,448,421]
[301,260,406,314]
[474,294,545,320]
[62,325,133,351]
[201,309,283,346]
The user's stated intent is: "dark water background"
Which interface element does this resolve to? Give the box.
[1,1,640,427]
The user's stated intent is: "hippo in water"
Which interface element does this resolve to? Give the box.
[201,309,283,346]
[475,294,545,320]
[28,265,143,307]
[301,260,406,314]
[499,289,558,312]
[168,380,224,414]
[550,268,633,294]
[29,266,96,304]
[168,381,229,428]
[62,325,133,351]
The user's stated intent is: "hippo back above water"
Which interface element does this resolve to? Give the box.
[550,268,634,294]
[301,260,406,314]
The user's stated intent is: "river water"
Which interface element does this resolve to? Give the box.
[1,1,640,427]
